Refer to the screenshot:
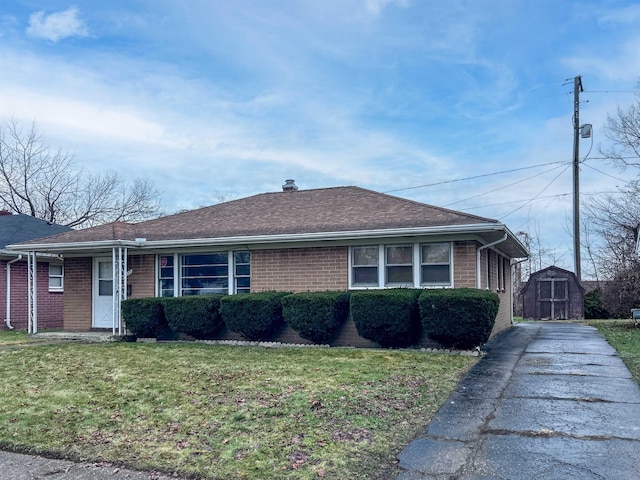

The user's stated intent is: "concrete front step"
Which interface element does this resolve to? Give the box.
[30,331,121,343]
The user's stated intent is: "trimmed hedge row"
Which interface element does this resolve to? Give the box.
[163,295,224,339]
[120,288,500,348]
[350,289,421,347]
[220,292,290,341]
[282,291,351,344]
[419,288,499,349]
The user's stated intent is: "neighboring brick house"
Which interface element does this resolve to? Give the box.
[1,211,72,331]
[9,182,528,345]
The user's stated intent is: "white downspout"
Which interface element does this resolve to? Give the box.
[5,255,23,329]
[476,233,508,289]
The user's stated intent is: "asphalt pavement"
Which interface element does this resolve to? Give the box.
[396,322,640,480]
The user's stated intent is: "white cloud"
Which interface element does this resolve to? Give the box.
[26,6,88,42]
[363,0,409,17]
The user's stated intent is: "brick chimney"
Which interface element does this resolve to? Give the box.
[0,210,11,216]
[282,179,298,192]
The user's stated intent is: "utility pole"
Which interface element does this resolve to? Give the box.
[572,75,583,281]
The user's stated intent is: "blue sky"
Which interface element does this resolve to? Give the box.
[1,0,639,274]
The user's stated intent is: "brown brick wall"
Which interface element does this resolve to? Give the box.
[251,246,348,293]
[63,257,92,331]
[127,254,155,298]
[453,241,478,288]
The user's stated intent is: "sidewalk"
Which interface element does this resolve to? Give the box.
[0,450,180,480]
[397,322,640,480]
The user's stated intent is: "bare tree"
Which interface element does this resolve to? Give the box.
[0,119,160,228]
[584,181,640,316]
[600,80,640,171]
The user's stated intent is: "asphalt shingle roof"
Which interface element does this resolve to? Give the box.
[16,186,498,245]
[0,213,72,249]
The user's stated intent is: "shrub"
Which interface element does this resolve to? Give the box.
[220,292,290,341]
[121,297,168,338]
[282,292,351,344]
[350,289,421,347]
[419,288,499,349]
[584,288,611,319]
[162,295,225,339]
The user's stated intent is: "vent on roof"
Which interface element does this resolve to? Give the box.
[0,210,11,216]
[282,179,298,192]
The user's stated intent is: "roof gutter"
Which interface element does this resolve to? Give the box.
[7,223,521,253]
[476,233,508,289]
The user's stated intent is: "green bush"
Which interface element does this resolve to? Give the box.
[419,288,499,349]
[162,295,225,339]
[350,289,421,347]
[220,292,290,341]
[121,298,169,338]
[282,292,351,344]
[584,288,612,319]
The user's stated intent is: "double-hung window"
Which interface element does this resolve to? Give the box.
[48,263,64,292]
[385,245,413,286]
[351,243,453,289]
[421,243,451,286]
[351,246,379,287]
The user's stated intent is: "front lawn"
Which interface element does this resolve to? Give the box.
[0,342,475,479]
[590,320,640,384]
[0,329,37,346]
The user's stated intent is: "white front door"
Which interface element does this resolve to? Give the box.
[93,257,117,329]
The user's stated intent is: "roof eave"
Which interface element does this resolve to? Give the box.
[7,223,529,258]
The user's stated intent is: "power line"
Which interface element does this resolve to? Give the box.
[581,163,634,183]
[463,190,620,210]
[443,163,568,208]
[499,164,572,220]
[584,90,640,93]
[383,160,566,193]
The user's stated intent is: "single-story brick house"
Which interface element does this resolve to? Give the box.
[9,182,528,345]
[1,211,72,331]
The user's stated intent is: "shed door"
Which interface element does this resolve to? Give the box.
[537,279,568,320]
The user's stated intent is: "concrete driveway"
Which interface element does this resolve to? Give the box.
[397,322,640,480]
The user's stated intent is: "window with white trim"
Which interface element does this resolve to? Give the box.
[234,252,251,294]
[351,246,379,287]
[181,253,228,295]
[158,251,251,296]
[421,243,451,286]
[48,263,64,292]
[385,245,413,286]
[159,255,175,297]
[350,243,453,289]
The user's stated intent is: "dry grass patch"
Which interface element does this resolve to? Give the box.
[0,329,38,346]
[0,342,475,479]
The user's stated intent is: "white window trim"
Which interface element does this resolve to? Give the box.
[384,244,414,287]
[48,263,64,292]
[349,242,454,290]
[156,250,251,297]
[420,242,453,287]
